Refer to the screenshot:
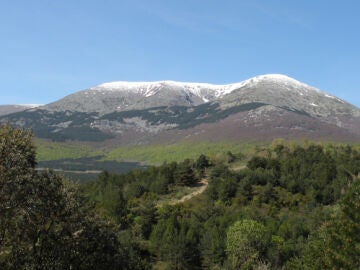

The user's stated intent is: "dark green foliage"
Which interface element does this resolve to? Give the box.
[226,219,270,269]
[174,160,197,186]
[3,124,360,269]
[195,154,211,178]
[289,176,360,269]
[196,154,210,169]
[150,206,202,269]
[197,142,360,268]
[247,156,268,170]
[0,125,147,269]
[86,159,200,208]
[200,218,226,268]
[83,142,360,269]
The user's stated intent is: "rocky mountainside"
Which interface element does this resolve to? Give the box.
[1,74,360,143]
[42,80,249,114]
[0,104,41,116]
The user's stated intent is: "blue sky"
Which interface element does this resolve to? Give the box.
[1,0,360,107]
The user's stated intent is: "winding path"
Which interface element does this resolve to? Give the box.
[169,178,208,205]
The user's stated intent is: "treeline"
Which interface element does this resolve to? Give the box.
[2,124,360,269]
[201,142,360,269]
[84,141,360,269]
[81,140,360,269]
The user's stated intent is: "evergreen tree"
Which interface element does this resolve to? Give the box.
[0,125,147,269]
[174,162,197,186]
[226,219,270,269]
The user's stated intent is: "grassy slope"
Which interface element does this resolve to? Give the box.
[35,139,264,164]
[104,141,264,164]
[36,138,360,165]
[35,139,104,161]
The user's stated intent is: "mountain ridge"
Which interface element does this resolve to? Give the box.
[0,104,42,116]
[1,74,359,144]
[41,74,354,114]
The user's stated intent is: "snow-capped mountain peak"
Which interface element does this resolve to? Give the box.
[41,74,356,116]
[93,74,330,101]
[2,74,360,143]
[95,79,252,102]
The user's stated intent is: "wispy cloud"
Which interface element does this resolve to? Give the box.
[133,0,309,37]
[147,4,258,38]
[134,1,220,34]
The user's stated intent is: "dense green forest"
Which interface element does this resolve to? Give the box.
[1,125,360,269]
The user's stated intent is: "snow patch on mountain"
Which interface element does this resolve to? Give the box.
[19,104,43,108]
[95,80,250,101]
[40,74,358,116]
[93,74,334,102]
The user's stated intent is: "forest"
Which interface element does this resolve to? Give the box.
[1,124,360,269]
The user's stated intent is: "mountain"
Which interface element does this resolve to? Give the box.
[0,104,42,116]
[1,74,360,143]
[42,80,249,114]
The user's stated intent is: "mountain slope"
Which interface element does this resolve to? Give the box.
[220,74,354,114]
[0,104,42,116]
[218,74,360,135]
[42,80,249,114]
[1,74,360,143]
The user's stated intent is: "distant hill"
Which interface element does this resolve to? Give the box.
[1,74,360,143]
[0,104,42,116]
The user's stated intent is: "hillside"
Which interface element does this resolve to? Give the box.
[0,104,41,116]
[2,124,360,269]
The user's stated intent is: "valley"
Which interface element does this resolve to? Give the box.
[1,74,359,182]
[2,80,360,268]
[3,1,360,268]
[7,127,360,269]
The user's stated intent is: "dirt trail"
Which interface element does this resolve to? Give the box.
[169,179,208,205]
